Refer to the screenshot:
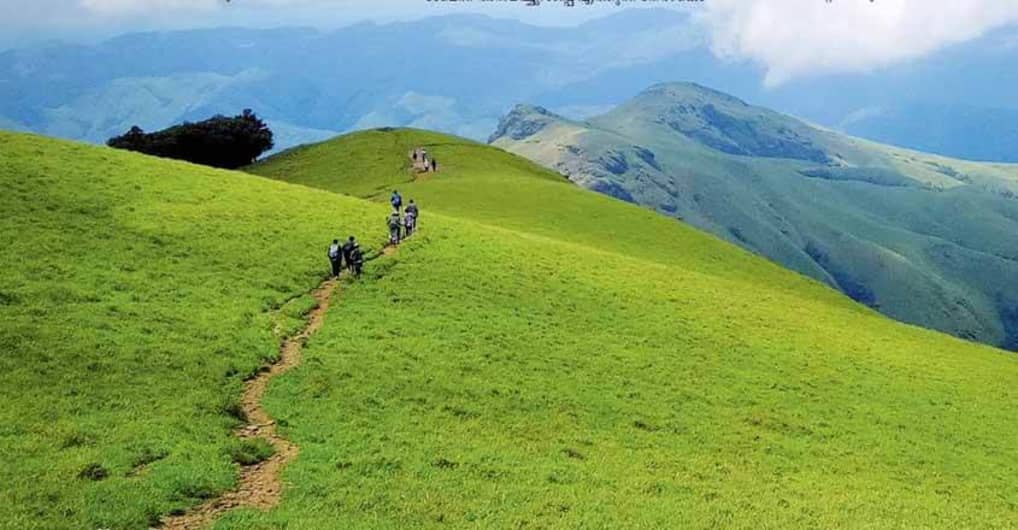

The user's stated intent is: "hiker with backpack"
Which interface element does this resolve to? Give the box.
[327,239,343,277]
[391,190,403,211]
[387,211,402,245]
[405,200,419,234]
[404,207,416,237]
[347,240,365,277]
[342,236,358,272]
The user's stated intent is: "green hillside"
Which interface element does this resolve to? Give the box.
[246,128,1018,528]
[250,129,831,291]
[3,129,1018,529]
[489,83,1018,350]
[0,132,389,528]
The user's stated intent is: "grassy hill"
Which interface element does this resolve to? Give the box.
[246,128,1018,528]
[0,131,390,528]
[250,128,828,290]
[489,83,1018,350]
[3,129,1018,529]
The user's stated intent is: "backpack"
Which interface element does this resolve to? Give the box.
[328,244,341,259]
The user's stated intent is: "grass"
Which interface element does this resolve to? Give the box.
[227,439,275,467]
[251,129,840,293]
[224,216,1018,529]
[0,131,389,529]
[249,127,565,201]
[3,128,1018,528]
[239,128,1018,528]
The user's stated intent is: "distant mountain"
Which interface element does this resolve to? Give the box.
[492,82,1018,349]
[0,12,1016,158]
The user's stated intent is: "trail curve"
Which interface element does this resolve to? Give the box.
[158,277,339,530]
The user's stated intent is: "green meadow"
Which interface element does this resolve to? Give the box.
[0,132,387,528]
[2,128,1017,528]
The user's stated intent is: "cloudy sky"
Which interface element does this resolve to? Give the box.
[2,0,1017,85]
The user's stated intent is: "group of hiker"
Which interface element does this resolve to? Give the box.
[326,190,420,278]
[387,190,419,245]
[327,236,365,277]
[411,147,438,173]
[327,146,436,277]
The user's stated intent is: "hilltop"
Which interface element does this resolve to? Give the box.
[491,82,1018,350]
[2,129,1018,528]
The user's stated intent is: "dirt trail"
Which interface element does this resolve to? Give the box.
[409,147,435,181]
[158,277,340,530]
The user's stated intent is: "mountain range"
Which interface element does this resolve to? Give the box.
[491,82,1018,349]
[1,10,1017,160]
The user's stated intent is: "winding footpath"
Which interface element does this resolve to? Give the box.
[159,277,340,530]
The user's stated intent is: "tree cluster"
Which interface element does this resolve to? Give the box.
[107,109,274,169]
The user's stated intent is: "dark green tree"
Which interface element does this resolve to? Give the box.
[107,109,274,169]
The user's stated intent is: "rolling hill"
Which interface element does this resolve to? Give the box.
[490,83,1018,351]
[3,129,1018,528]
[0,131,390,528]
[245,128,1018,527]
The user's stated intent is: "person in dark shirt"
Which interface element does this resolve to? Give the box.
[327,239,342,277]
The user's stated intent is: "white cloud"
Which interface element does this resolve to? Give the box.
[698,0,1018,86]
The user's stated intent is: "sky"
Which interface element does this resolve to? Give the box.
[2,0,1017,86]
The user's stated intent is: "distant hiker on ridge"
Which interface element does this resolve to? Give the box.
[328,239,343,277]
[387,210,402,245]
[391,190,403,211]
[431,158,437,172]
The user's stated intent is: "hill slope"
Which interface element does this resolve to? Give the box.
[490,83,1018,350]
[0,131,389,528]
[3,130,1018,528]
[244,128,1018,527]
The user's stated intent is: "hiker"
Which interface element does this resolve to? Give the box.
[404,207,416,237]
[390,190,403,211]
[348,241,364,277]
[431,158,437,172]
[387,211,402,245]
[406,199,419,223]
[327,239,343,277]
[342,236,358,272]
